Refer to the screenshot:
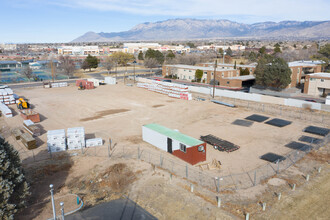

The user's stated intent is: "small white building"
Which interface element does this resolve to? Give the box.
[142,123,206,165]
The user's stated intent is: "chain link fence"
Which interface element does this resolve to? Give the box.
[213,96,330,126]
[18,133,329,194]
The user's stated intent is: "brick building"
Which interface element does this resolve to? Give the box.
[288,61,323,88]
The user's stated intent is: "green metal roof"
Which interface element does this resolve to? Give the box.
[144,123,204,146]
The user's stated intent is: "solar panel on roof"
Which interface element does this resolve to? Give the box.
[245,114,269,122]
[265,118,292,127]
[298,135,322,144]
[232,119,253,127]
[260,153,286,163]
[304,126,330,136]
[285,141,312,152]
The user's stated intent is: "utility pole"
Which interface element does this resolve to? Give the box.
[213,59,217,98]
[50,60,54,83]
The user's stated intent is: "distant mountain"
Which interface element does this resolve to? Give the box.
[71,19,330,42]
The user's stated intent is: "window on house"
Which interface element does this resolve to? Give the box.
[222,73,224,77]
[180,143,186,153]
[227,81,229,84]
[189,76,191,80]
[321,79,325,82]
[211,72,214,76]
[204,72,207,74]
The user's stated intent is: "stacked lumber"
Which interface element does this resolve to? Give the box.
[23,120,41,136]
[21,133,37,150]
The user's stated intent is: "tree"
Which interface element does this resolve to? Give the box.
[22,66,33,81]
[255,57,291,89]
[138,51,144,60]
[0,137,30,219]
[145,49,164,64]
[234,61,237,69]
[166,50,175,59]
[274,45,281,54]
[111,52,134,66]
[318,43,330,58]
[218,48,224,56]
[186,42,195,48]
[59,56,75,79]
[195,69,203,82]
[84,54,99,71]
[248,52,257,62]
[103,56,114,75]
[226,47,233,57]
[259,46,266,54]
[144,58,158,72]
[239,67,250,76]
[81,60,89,72]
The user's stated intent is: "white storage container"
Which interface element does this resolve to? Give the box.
[86,138,103,147]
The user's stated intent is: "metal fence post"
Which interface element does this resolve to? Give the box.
[60,202,65,220]
[254,170,257,186]
[138,146,140,160]
[186,165,188,179]
[50,184,56,220]
[108,142,110,158]
[277,160,280,173]
[32,150,35,162]
[160,154,163,167]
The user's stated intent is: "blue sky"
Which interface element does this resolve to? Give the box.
[0,0,329,43]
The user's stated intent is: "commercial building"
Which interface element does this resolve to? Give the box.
[162,64,253,88]
[142,123,206,165]
[58,46,99,56]
[0,43,17,51]
[303,73,330,97]
[122,43,190,54]
[0,61,22,71]
[197,44,245,51]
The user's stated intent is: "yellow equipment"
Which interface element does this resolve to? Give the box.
[17,98,30,110]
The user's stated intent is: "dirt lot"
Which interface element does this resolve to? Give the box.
[1,80,329,219]
[5,81,324,175]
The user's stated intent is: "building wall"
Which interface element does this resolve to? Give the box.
[142,126,206,165]
[219,79,242,88]
[288,65,323,88]
[172,143,206,165]
[304,76,330,96]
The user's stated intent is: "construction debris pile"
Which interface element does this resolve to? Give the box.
[47,127,103,153]
[137,81,192,100]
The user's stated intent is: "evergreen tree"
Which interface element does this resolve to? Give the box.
[84,54,99,71]
[145,48,164,64]
[195,69,203,82]
[255,57,291,89]
[138,51,144,60]
[0,137,30,219]
[226,47,233,57]
[259,46,266,54]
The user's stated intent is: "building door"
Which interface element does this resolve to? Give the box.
[167,138,172,153]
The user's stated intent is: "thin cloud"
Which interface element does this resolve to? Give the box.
[10,0,330,21]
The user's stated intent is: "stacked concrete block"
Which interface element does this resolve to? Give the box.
[86,138,103,147]
[104,77,116,85]
[0,102,12,117]
[47,129,66,152]
[67,127,85,150]
[0,88,18,105]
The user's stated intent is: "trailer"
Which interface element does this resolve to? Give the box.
[142,123,206,165]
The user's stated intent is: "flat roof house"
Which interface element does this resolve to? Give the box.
[162,64,253,89]
[303,72,330,97]
[142,123,206,165]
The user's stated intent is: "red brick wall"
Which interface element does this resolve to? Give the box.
[172,143,206,165]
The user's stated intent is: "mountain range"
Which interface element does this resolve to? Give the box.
[72,19,330,42]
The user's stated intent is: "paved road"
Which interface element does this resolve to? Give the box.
[66,198,157,220]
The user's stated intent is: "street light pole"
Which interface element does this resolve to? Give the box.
[133,60,137,84]
[50,184,56,220]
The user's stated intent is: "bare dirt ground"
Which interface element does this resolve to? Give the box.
[5,81,324,175]
[1,80,329,219]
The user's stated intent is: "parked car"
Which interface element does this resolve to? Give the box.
[304,99,317,103]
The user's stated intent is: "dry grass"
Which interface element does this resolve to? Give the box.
[305,151,330,163]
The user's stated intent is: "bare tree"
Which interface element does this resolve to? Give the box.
[103,56,114,75]
[175,54,201,65]
[144,58,158,72]
[59,55,75,79]
[22,66,33,81]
